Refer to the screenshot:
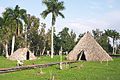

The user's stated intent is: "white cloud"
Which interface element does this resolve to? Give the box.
[62,11,120,36]
[102,11,120,30]
[64,19,108,34]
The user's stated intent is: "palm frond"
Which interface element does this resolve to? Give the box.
[41,0,65,25]
[57,1,65,11]
[58,12,65,18]
[41,10,50,19]
[20,9,26,15]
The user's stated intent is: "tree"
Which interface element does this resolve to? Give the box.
[58,27,76,52]
[0,16,11,57]
[105,29,120,54]
[0,17,3,27]
[92,29,103,41]
[76,33,85,44]
[92,29,112,53]
[98,33,111,53]
[70,30,76,42]
[3,5,27,55]
[54,33,61,53]
[41,0,65,58]
[46,29,51,51]
[40,23,46,55]
[26,15,40,55]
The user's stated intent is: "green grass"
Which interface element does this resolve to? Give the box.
[0,55,66,68]
[0,56,120,80]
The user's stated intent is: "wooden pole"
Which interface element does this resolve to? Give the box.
[59,46,63,70]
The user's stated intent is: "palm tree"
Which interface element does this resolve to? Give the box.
[3,5,27,55]
[3,8,16,55]
[105,29,120,54]
[41,0,65,58]
[13,5,27,35]
[0,16,11,58]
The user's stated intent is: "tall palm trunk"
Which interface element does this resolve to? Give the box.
[42,46,46,55]
[41,0,65,58]
[16,19,20,36]
[11,35,15,55]
[113,38,115,54]
[51,25,54,58]
[114,38,117,54]
[25,25,27,47]
[51,14,54,58]
[5,43,9,58]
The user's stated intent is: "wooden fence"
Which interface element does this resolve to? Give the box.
[110,55,120,58]
[0,61,77,74]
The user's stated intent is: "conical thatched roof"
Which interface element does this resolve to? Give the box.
[67,32,112,61]
[8,48,36,61]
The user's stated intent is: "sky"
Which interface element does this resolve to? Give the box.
[0,0,120,36]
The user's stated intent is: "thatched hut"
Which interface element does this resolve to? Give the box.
[67,32,112,61]
[8,48,36,61]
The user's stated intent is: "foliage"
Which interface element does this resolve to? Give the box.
[76,33,85,44]
[41,0,65,58]
[105,29,120,54]
[41,0,65,26]
[92,29,113,53]
[58,27,76,52]
[0,5,28,56]
[1,4,120,57]
[26,15,40,55]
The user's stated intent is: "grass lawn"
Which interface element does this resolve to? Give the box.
[0,56,120,80]
[0,56,66,68]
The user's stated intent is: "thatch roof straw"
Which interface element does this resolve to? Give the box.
[67,32,112,61]
[8,48,36,61]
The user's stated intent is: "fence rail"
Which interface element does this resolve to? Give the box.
[110,55,120,58]
[0,61,77,74]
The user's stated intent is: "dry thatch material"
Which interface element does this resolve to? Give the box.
[8,48,36,61]
[67,32,112,61]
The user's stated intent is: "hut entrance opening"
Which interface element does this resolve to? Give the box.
[77,50,86,61]
[26,51,30,60]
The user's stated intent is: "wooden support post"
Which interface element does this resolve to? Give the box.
[59,46,63,70]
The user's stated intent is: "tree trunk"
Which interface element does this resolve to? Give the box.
[47,50,50,56]
[51,25,54,58]
[18,27,20,36]
[115,47,117,54]
[11,35,15,55]
[25,25,27,47]
[114,39,117,54]
[39,51,41,56]
[0,45,4,56]
[42,47,46,55]
[113,38,115,54]
[5,43,9,58]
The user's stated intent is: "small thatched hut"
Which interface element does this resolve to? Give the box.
[8,48,36,61]
[67,32,112,61]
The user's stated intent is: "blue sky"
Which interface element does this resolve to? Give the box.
[0,0,120,35]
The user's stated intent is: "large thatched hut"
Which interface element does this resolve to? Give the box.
[8,48,36,61]
[67,32,112,61]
